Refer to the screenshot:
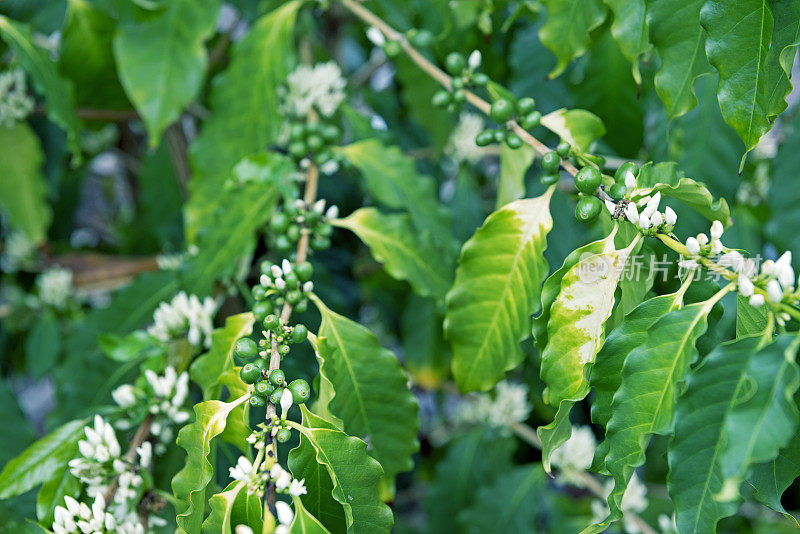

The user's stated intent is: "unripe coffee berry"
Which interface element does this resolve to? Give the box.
[432,90,451,108]
[295,261,313,281]
[516,97,536,115]
[269,369,286,387]
[269,387,285,405]
[292,324,308,343]
[475,129,494,147]
[234,338,257,360]
[288,379,311,403]
[608,182,627,200]
[574,166,602,194]
[255,380,274,397]
[276,428,291,443]
[541,151,560,174]
[263,314,279,330]
[490,99,515,123]
[240,363,261,384]
[505,133,522,149]
[249,395,266,408]
[575,196,602,223]
[445,52,466,75]
[556,141,571,157]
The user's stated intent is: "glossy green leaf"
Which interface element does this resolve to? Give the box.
[603,0,649,79]
[457,464,548,533]
[114,0,219,145]
[594,297,722,529]
[290,496,332,534]
[59,0,128,108]
[25,308,60,378]
[0,123,49,244]
[186,1,300,237]
[763,0,800,119]
[313,296,419,481]
[700,0,774,165]
[287,406,394,534]
[668,335,800,532]
[333,207,453,302]
[647,0,710,118]
[643,177,731,226]
[497,144,534,209]
[446,189,554,392]
[747,432,800,527]
[540,108,606,152]
[339,139,456,255]
[202,480,262,534]
[0,420,84,499]
[590,288,690,472]
[539,0,607,78]
[172,394,250,534]
[735,294,770,338]
[98,330,163,363]
[0,16,80,156]
[425,429,516,533]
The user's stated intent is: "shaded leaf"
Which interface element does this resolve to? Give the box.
[747,432,800,527]
[539,0,607,78]
[735,294,770,338]
[25,308,60,377]
[290,495,332,534]
[446,189,554,392]
[668,335,800,532]
[497,144,534,209]
[191,312,255,397]
[642,177,731,226]
[602,0,649,78]
[36,470,80,526]
[202,480,262,534]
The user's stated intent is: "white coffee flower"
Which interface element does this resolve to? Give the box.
[320,159,339,175]
[749,293,766,307]
[696,233,709,246]
[638,213,651,230]
[366,26,385,47]
[288,478,307,497]
[738,274,754,297]
[624,170,637,189]
[0,68,34,128]
[664,206,677,226]
[155,252,185,271]
[283,62,346,117]
[148,291,217,348]
[37,267,73,310]
[1,231,36,272]
[605,199,616,214]
[275,501,294,526]
[624,202,639,224]
[446,112,489,163]
[468,50,482,69]
[685,237,700,255]
[229,456,254,482]
[642,192,660,218]
[710,220,723,239]
[767,279,783,303]
[775,251,794,288]
[710,239,723,255]
[112,384,137,408]
[280,388,294,419]
[550,426,596,487]
[650,211,663,227]
[325,205,339,219]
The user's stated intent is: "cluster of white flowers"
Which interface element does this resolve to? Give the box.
[614,171,678,234]
[281,61,346,118]
[113,367,191,450]
[234,500,295,534]
[684,219,725,260]
[0,68,34,128]
[550,425,597,487]
[590,473,649,534]
[1,231,36,273]
[37,267,74,310]
[147,291,217,348]
[446,112,490,163]
[452,380,531,430]
[155,251,186,271]
[62,416,162,533]
[229,455,306,499]
[260,257,315,305]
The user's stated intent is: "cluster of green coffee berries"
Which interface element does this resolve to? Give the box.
[286,117,344,173]
[252,259,315,316]
[265,198,337,256]
[380,28,435,58]
[537,143,572,185]
[431,51,489,112]
[474,97,541,150]
[572,162,638,223]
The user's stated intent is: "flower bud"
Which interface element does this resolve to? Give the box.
[686,237,700,255]
[326,205,339,219]
[275,278,286,291]
[710,220,723,239]
[710,239,723,255]
[468,50,482,69]
[281,259,292,273]
[366,26,386,47]
[280,388,293,419]
[650,211,663,226]
[749,293,766,307]
[639,213,651,230]
[624,202,639,224]
[303,281,314,293]
[271,265,282,278]
[314,199,326,214]
[762,259,775,276]
[664,206,677,226]
[767,279,783,303]
[738,274,754,297]
[697,233,709,246]
[624,170,637,190]
[604,199,616,214]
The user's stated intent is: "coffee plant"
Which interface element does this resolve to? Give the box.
[3,0,800,533]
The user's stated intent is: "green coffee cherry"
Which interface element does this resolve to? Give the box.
[541,151,560,174]
[286,224,301,242]
[608,182,627,200]
[408,28,434,48]
[306,134,324,152]
[284,271,299,287]
[295,261,313,281]
[321,124,341,143]
[288,141,307,159]
[472,72,489,86]
[541,173,559,186]
[286,290,302,305]
[505,132,522,149]
[288,379,311,403]
[269,369,286,387]
[278,344,290,356]
[251,285,268,301]
[574,166,602,194]
[269,387,285,405]
[432,90,451,108]
[275,235,292,251]
[253,301,273,322]
[452,89,466,103]
[475,129,494,147]
[292,324,308,343]
[575,196,602,222]
[520,111,542,130]
[270,212,289,232]
[490,99,515,123]
[614,161,639,182]
[556,141,571,157]
[240,363,261,384]
[383,40,402,58]
[294,300,308,313]
[289,123,305,141]
[276,428,292,443]
[249,395,267,408]
[263,314,280,330]
[451,77,465,90]
[445,52,466,75]
[255,380,275,398]
[516,97,536,115]
[493,129,507,143]
[234,338,258,360]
